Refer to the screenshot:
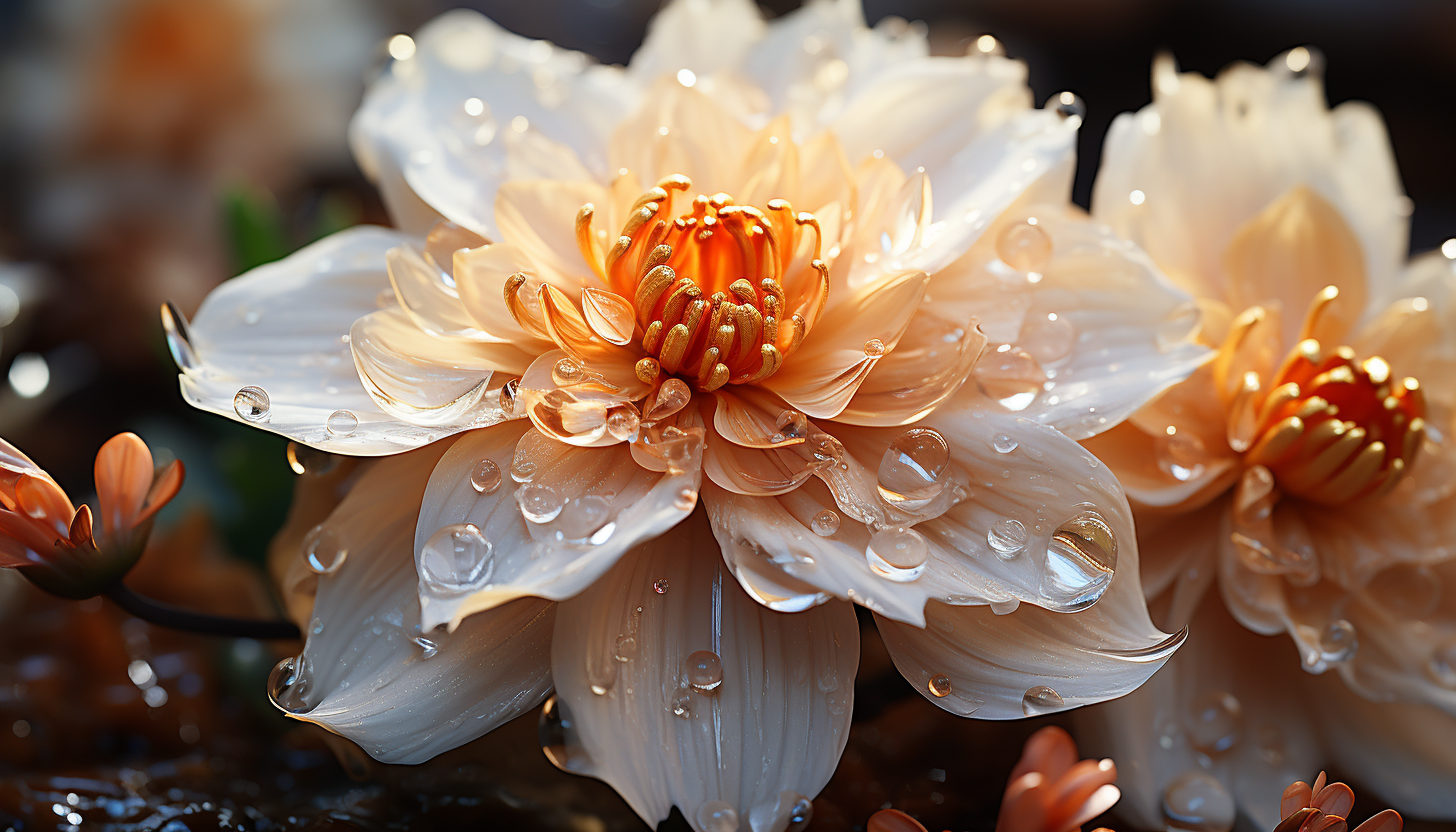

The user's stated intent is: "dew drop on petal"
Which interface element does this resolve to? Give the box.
[696,801,738,832]
[302,525,347,575]
[419,523,494,593]
[928,674,953,698]
[160,301,199,372]
[775,409,809,440]
[810,509,841,537]
[866,526,929,581]
[233,386,270,422]
[326,409,358,436]
[613,634,638,662]
[647,378,692,421]
[413,636,438,659]
[553,357,583,386]
[1021,685,1064,715]
[516,483,564,523]
[996,220,1052,272]
[674,487,697,511]
[992,433,1018,454]
[1155,427,1207,482]
[987,518,1028,559]
[863,338,885,357]
[267,655,310,714]
[686,650,723,692]
[1161,771,1235,832]
[606,408,641,442]
[509,453,537,483]
[1183,689,1243,753]
[653,578,670,594]
[877,428,950,509]
[499,378,521,415]
[470,459,502,493]
[1019,312,1076,364]
[1319,619,1358,664]
[1156,301,1201,352]
[1039,506,1116,611]
[539,695,594,774]
[669,686,692,717]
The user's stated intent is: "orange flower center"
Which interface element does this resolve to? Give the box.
[1235,339,1424,504]
[575,175,828,392]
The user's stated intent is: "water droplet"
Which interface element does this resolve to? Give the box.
[413,637,438,659]
[326,409,358,436]
[499,378,521,415]
[877,427,951,509]
[286,442,337,476]
[686,650,723,692]
[553,357,584,386]
[557,494,613,539]
[1021,685,1064,715]
[675,487,697,511]
[987,518,1028,559]
[233,386,270,422]
[539,695,593,774]
[992,434,1018,454]
[750,792,813,832]
[1020,312,1076,364]
[865,526,929,582]
[810,509,841,537]
[653,578,670,594]
[1155,428,1207,482]
[776,409,809,440]
[1048,91,1086,120]
[1162,771,1235,832]
[160,301,199,372]
[1039,506,1116,611]
[470,459,502,493]
[785,795,813,832]
[267,655,310,714]
[509,452,537,483]
[997,220,1052,272]
[310,617,324,635]
[696,801,739,832]
[669,686,692,718]
[647,378,692,421]
[1319,619,1358,664]
[606,408,641,442]
[863,338,886,357]
[1184,689,1243,753]
[1157,301,1201,352]
[419,523,494,593]
[928,674,952,698]
[613,634,638,662]
[516,483,564,523]
[302,525,347,575]
[1428,638,1456,687]
[807,433,845,463]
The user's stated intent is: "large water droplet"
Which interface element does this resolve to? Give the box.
[1184,689,1242,753]
[1156,301,1201,352]
[750,792,813,832]
[987,518,1028,559]
[992,433,1018,454]
[419,523,494,593]
[775,409,809,441]
[326,409,358,436]
[233,386,270,422]
[696,801,739,832]
[613,633,638,662]
[302,525,347,575]
[267,655,311,714]
[557,494,612,539]
[606,408,641,442]
[1040,506,1116,611]
[975,346,1044,411]
[647,378,692,422]
[499,378,521,415]
[160,301,199,372]
[928,674,953,698]
[1021,685,1064,715]
[866,526,929,582]
[552,357,583,386]
[1020,312,1076,364]
[509,451,537,483]
[653,578,670,594]
[863,338,885,357]
[413,636,438,659]
[877,428,951,509]
[470,459,502,493]
[809,509,841,537]
[516,483,564,523]
[686,650,723,692]
[996,220,1053,272]
[1156,428,1207,482]
[1319,619,1358,664]
[1161,771,1235,832]
[539,695,593,774]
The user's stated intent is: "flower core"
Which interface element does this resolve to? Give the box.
[575,175,828,392]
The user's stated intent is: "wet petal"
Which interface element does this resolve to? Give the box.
[279,441,555,764]
[628,0,765,83]
[496,179,609,290]
[549,512,859,830]
[414,421,702,631]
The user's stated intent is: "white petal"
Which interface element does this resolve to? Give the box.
[1071,592,1324,831]
[352,9,635,236]
[549,513,859,831]
[414,421,702,631]
[179,227,483,455]
[628,0,765,83]
[279,442,555,764]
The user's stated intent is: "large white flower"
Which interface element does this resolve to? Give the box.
[1075,50,1456,827]
[168,1,1207,828]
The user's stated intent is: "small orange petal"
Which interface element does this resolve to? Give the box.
[1308,813,1349,832]
[1274,807,1322,832]
[0,508,58,558]
[1351,809,1402,832]
[1044,759,1117,832]
[1283,781,1315,817]
[997,773,1050,832]
[1010,725,1079,783]
[15,472,75,536]
[1312,772,1328,796]
[68,504,95,548]
[135,459,185,526]
[1312,782,1354,819]
[95,432,153,538]
[868,809,929,832]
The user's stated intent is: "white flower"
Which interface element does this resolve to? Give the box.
[169,1,1207,828]
[1074,50,1456,826]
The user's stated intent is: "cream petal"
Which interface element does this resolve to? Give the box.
[627,0,765,83]
[834,307,988,427]
[548,512,859,831]
[385,243,493,341]
[454,240,561,346]
[1093,52,1407,306]
[1071,592,1323,831]
[279,442,555,765]
[180,227,485,455]
[1081,422,1239,511]
[495,179,610,289]
[414,421,702,631]
[351,9,634,236]
[607,80,755,199]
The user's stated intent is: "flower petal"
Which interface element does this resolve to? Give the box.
[278,441,555,764]
[181,227,485,455]
[628,0,765,83]
[495,179,609,290]
[548,511,859,830]
[94,433,153,539]
[414,420,702,631]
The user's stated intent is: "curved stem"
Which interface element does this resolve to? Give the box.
[104,583,301,640]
